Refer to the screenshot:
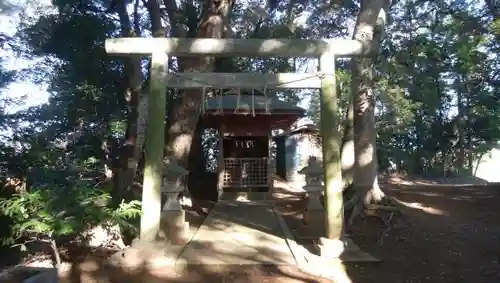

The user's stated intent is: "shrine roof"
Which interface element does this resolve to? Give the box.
[204,94,306,115]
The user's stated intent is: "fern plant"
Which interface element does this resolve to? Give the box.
[0,187,141,265]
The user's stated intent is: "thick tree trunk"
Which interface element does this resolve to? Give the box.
[341,94,354,188]
[112,0,143,204]
[164,0,234,169]
[351,0,389,212]
[454,87,466,172]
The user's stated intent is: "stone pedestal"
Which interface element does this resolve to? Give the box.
[163,192,182,211]
[161,173,189,244]
[302,181,324,225]
[303,185,323,210]
[217,189,224,201]
[314,237,344,259]
[161,179,184,211]
[311,237,381,262]
[302,170,324,210]
[160,210,189,245]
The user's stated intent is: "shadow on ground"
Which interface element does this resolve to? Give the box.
[54,195,331,283]
[345,183,500,283]
[58,261,325,283]
[15,181,500,283]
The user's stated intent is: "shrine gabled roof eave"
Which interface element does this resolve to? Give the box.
[204,94,305,115]
[272,123,319,137]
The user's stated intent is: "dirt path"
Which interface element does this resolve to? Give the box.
[55,204,331,283]
[347,184,500,283]
[6,184,500,282]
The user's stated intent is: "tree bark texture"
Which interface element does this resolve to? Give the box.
[164,0,234,169]
[112,0,143,204]
[341,92,354,188]
[351,0,389,207]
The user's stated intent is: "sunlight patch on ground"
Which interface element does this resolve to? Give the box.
[416,192,445,197]
[474,148,500,182]
[397,200,448,216]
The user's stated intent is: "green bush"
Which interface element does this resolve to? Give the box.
[0,186,141,264]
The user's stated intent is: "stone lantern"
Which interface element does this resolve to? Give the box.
[298,156,324,211]
[160,156,190,244]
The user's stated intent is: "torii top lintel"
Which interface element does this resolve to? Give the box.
[105,38,372,58]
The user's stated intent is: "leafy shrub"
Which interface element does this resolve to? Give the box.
[0,186,141,265]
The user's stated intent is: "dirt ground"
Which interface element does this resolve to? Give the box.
[3,181,500,283]
[346,182,500,283]
[52,205,331,283]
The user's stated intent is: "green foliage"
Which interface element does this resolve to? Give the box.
[308,69,351,130]
[0,186,141,246]
[490,19,500,37]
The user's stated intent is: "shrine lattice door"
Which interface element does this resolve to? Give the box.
[222,136,269,189]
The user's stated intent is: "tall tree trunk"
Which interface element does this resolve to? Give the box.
[112,0,143,204]
[164,0,234,169]
[341,93,354,188]
[455,91,465,172]
[350,0,389,218]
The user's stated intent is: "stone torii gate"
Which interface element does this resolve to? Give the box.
[104,37,370,256]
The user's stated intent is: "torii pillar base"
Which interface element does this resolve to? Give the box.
[315,237,344,258]
[313,237,381,263]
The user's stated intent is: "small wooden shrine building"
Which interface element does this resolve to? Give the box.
[201,89,305,195]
